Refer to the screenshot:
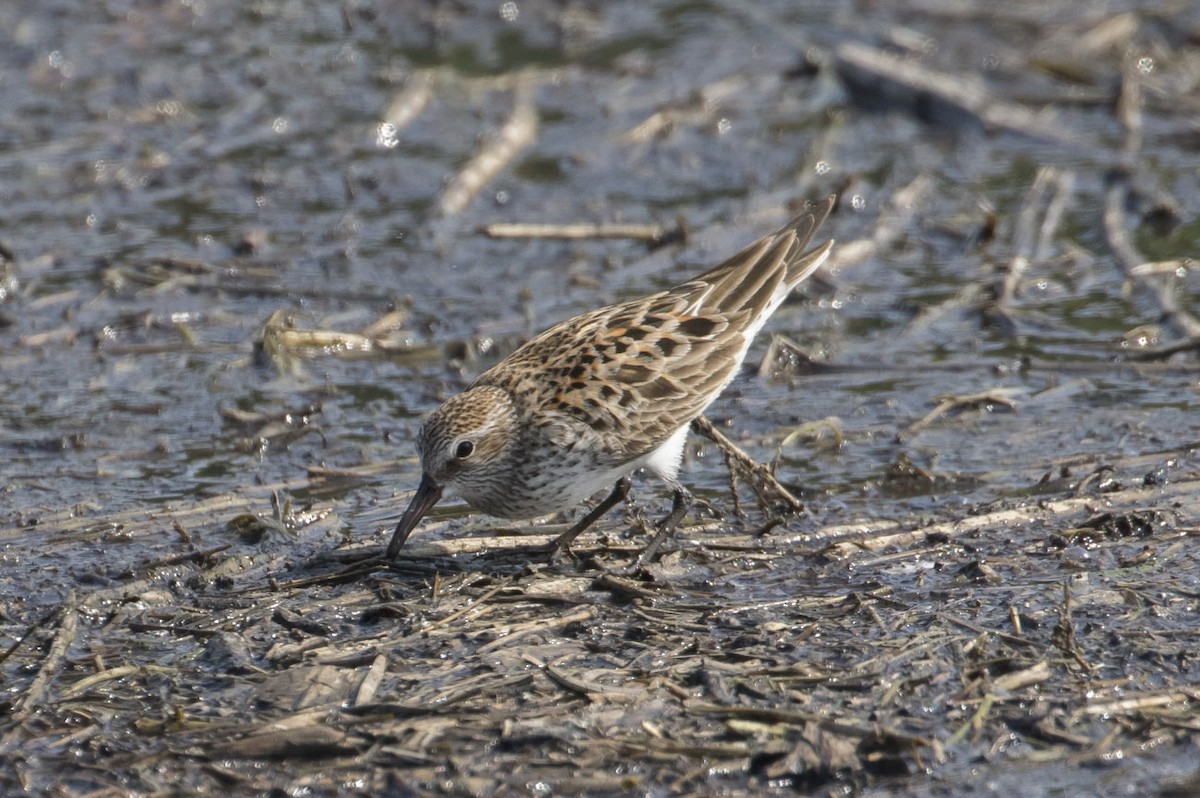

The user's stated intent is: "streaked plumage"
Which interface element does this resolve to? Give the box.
[387,196,835,559]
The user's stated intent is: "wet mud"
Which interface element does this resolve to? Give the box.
[1,1,1199,794]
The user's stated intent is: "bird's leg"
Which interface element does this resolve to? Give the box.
[636,481,693,565]
[547,476,631,555]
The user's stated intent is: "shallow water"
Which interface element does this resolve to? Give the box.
[1,0,1198,793]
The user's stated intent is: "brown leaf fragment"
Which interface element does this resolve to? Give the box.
[208,725,355,760]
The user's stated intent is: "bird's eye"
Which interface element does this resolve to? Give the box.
[454,440,475,460]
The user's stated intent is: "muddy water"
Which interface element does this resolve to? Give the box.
[1,0,1198,793]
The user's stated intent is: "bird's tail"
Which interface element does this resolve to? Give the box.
[685,195,836,321]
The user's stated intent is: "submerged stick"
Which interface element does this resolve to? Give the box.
[1104,179,1200,339]
[439,87,538,217]
[835,42,1085,144]
[3,598,79,748]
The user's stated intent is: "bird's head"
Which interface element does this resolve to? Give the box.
[386,385,517,557]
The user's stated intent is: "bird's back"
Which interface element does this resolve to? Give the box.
[476,197,836,464]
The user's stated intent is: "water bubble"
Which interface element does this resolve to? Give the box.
[376,122,398,149]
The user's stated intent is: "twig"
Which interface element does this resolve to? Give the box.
[61,665,178,700]
[815,473,1200,558]
[988,167,1075,334]
[592,572,667,600]
[946,692,995,746]
[691,415,804,516]
[481,221,672,244]
[1051,580,1094,672]
[354,654,389,707]
[475,607,595,655]
[381,71,434,134]
[621,75,746,143]
[900,388,1021,440]
[1082,691,1193,718]
[937,612,1041,650]
[116,544,233,580]
[439,86,538,216]
[993,660,1051,693]
[1116,57,1142,162]
[1035,170,1075,261]
[998,168,1053,308]
[687,702,933,751]
[419,581,511,633]
[1008,605,1023,637]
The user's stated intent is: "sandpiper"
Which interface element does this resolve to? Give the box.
[387,196,835,559]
